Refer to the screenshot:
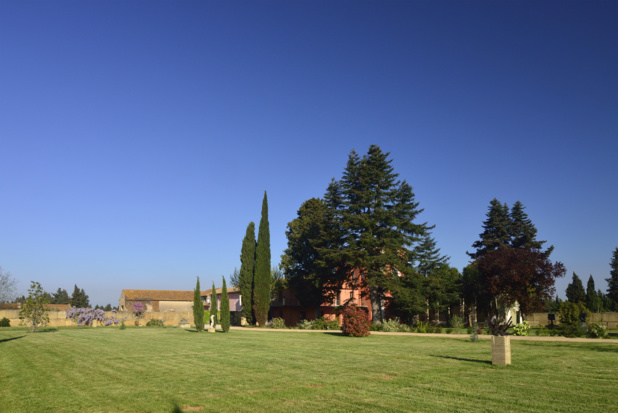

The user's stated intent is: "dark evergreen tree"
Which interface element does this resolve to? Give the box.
[51,288,70,304]
[220,276,230,333]
[193,277,204,332]
[253,191,271,326]
[606,248,618,310]
[239,222,256,325]
[469,199,564,314]
[103,304,112,311]
[331,145,426,323]
[565,272,586,304]
[70,285,90,308]
[585,275,600,313]
[210,282,218,326]
[229,267,240,288]
[467,199,511,260]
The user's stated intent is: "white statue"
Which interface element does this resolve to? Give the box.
[210,314,215,328]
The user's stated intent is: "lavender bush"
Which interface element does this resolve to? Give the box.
[66,307,121,327]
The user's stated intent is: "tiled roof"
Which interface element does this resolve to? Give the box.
[122,286,240,301]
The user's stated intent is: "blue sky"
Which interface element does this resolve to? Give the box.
[1,1,616,307]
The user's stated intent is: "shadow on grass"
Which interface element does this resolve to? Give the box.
[36,327,58,333]
[430,355,491,365]
[0,335,25,344]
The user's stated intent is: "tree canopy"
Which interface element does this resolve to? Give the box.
[253,191,271,326]
[239,222,256,325]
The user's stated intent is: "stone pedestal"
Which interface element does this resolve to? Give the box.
[491,336,511,366]
[208,326,216,333]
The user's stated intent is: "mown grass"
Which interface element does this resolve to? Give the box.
[1,327,617,412]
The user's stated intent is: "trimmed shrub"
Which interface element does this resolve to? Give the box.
[146,319,165,327]
[270,317,286,329]
[0,317,10,327]
[341,305,370,337]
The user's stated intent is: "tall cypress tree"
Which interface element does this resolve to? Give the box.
[606,248,618,311]
[565,272,586,304]
[210,282,218,327]
[193,277,204,332]
[239,222,256,325]
[585,275,600,313]
[253,191,271,326]
[220,276,230,332]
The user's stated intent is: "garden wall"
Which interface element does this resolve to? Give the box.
[527,312,618,329]
[0,309,195,327]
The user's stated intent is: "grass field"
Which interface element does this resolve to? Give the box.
[1,327,617,412]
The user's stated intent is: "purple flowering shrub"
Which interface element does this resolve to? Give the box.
[132,302,145,319]
[66,307,121,327]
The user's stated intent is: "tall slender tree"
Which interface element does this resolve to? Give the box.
[220,276,230,333]
[565,272,586,304]
[585,275,600,313]
[193,277,204,332]
[239,222,256,325]
[606,248,618,310]
[254,191,271,326]
[210,282,218,327]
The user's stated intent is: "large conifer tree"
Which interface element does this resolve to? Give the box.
[193,277,204,332]
[565,272,586,304]
[253,191,271,326]
[585,275,600,313]
[606,248,618,310]
[331,145,425,323]
[467,199,510,260]
[239,222,256,324]
[220,276,230,332]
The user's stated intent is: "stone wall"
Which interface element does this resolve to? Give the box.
[526,312,618,329]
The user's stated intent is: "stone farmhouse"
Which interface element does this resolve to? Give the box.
[119,286,242,315]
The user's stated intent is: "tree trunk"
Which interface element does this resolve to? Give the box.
[369,286,382,324]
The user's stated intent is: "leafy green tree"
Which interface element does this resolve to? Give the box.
[565,272,586,304]
[239,222,256,325]
[253,191,271,326]
[606,248,618,310]
[193,277,204,332]
[0,267,17,303]
[220,276,230,333]
[51,288,70,304]
[281,198,346,311]
[19,281,50,332]
[585,275,600,313]
[329,146,426,323]
[210,282,218,326]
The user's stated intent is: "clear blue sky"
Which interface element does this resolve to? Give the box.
[1,1,616,307]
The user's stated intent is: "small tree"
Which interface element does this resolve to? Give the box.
[0,267,17,303]
[210,282,218,326]
[19,281,50,332]
[220,276,230,333]
[132,302,145,325]
[565,272,586,304]
[193,277,204,332]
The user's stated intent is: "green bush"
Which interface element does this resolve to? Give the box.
[557,302,588,337]
[535,326,549,336]
[270,317,287,329]
[382,318,403,332]
[587,322,608,339]
[415,321,427,333]
[146,319,165,327]
[450,315,464,333]
[0,317,10,327]
[325,319,340,330]
[369,322,383,331]
[513,320,530,336]
[297,319,314,330]
[119,320,126,330]
[313,317,327,330]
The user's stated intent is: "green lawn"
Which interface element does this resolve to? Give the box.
[1,327,616,412]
